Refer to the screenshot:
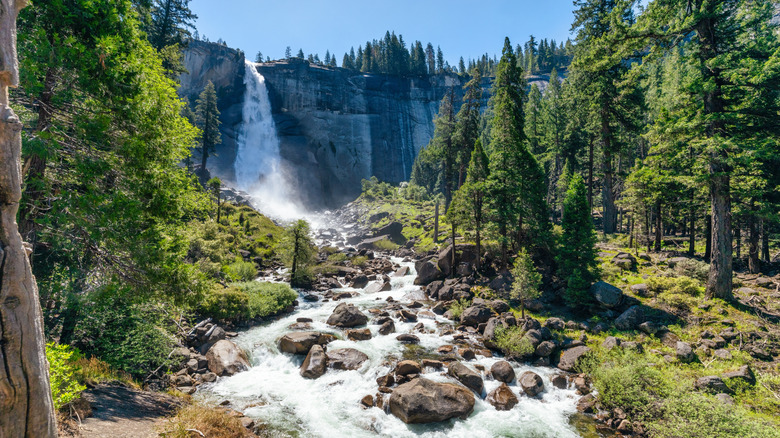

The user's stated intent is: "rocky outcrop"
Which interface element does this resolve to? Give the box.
[389,378,475,424]
[326,303,368,327]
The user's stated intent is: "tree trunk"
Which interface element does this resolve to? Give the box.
[450,223,456,277]
[587,137,594,213]
[704,213,712,262]
[706,172,732,300]
[654,200,662,252]
[760,219,770,262]
[475,221,481,271]
[688,191,695,257]
[748,213,760,274]
[734,226,741,259]
[434,201,439,244]
[0,1,58,434]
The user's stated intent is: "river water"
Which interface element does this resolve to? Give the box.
[196,258,587,438]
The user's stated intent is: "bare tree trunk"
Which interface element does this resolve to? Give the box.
[760,219,770,262]
[707,171,732,300]
[748,213,760,274]
[0,1,57,435]
[433,201,439,244]
[654,200,662,252]
[688,191,695,257]
[587,137,594,214]
[734,226,741,259]
[704,213,712,262]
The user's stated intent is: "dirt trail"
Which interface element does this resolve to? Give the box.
[77,385,181,438]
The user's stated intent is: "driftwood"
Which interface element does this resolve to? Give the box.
[0,0,57,436]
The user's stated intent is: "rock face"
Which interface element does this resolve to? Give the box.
[327,303,368,327]
[389,378,475,424]
[206,340,250,376]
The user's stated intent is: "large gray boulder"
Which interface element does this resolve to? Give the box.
[448,362,484,394]
[614,305,644,331]
[518,371,544,397]
[557,346,591,372]
[590,281,623,308]
[206,340,250,376]
[278,331,335,354]
[414,260,446,285]
[376,221,406,244]
[389,378,475,424]
[326,348,368,370]
[300,344,327,379]
[459,304,493,327]
[326,302,368,327]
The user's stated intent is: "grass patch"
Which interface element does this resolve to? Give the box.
[159,404,253,438]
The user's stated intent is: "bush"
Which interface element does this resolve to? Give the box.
[373,238,399,251]
[448,298,471,321]
[236,281,298,319]
[201,286,250,321]
[673,259,709,282]
[648,276,702,296]
[71,291,177,379]
[223,257,258,282]
[327,252,347,263]
[46,343,87,410]
[351,256,368,266]
[586,350,670,418]
[493,326,535,357]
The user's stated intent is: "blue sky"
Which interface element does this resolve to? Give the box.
[190,0,577,65]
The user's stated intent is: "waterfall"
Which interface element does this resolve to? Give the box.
[234,61,306,222]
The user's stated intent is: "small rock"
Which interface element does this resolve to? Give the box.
[490,361,515,383]
[715,393,735,405]
[577,394,596,413]
[551,374,568,389]
[326,348,369,370]
[486,383,518,411]
[379,320,396,336]
[448,362,484,394]
[395,360,422,376]
[360,394,374,408]
[638,321,660,335]
[300,345,327,379]
[722,365,755,386]
[396,334,420,344]
[590,281,623,308]
[676,341,696,363]
[558,346,591,372]
[346,328,372,341]
[602,336,622,350]
[694,376,731,394]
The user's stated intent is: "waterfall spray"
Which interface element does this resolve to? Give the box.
[234,61,306,222]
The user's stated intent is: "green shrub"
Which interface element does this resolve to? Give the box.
[448,298,471,320]
[586,350,670,418]
[648,276,702,296]
[327,252,347,263]
[646,391,780,438]
[373,238,399,251]
[235,281,298,319]
[70,291,177,379]
[659,291,699,311]
[673,259,709,282]
[201,286,250,321]
[223,257,257,282]
[493,326,535,357]
[46,343,87,410]
[351,256,368,266]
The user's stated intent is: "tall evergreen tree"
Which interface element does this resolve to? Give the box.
[425,42,436,75]
[195,81,222,170]
[486,37,551,269]
[558,174,599,306]
[436,46,445,73]
[525,84,543,155]
[453,68,483,187]
[450,139,490,271]
[148,0,197,50]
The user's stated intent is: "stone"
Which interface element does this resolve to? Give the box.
[614,305,644,330]
[350,275,369,289]
[557,346,591,372]
[551,374,568,389]
[360,394,374,408]
[459,348,476,361]
[414,260,446,285]
[278,331,335,354]
[388,378,475,424]
[486,383,518,411]
[722,365,755,386]
[544,317,565,331]
[396,334,420,344]
[395,360,422,376]
[377,373,395,387]
[518,371,544,397]
[346,328,372,341]
[448,362,484,394]
[379,320,396,336]
[612,252,637,270]
[713,349,732,360]
[300,345,327,379]
[398,309,417,322]
[326,348,369,370]
[327,302,369,327]
[535,341,556,357]
[365,281,392,294]
[422,359,443,369]
[577,394,596,413]
[630,283,651,297]
[482,317,502,341]
[694,376,731,394]
[394,266,410,277]
[376,221,406,244]
[431,302,447,315]
[676,341,696,363]
[205,340,249,376]
[460,304,494,327]
[659,330,681,348]
[638,321,660,335]
[602,336,622,350]
[590,281,623,308]
[715,393,735,405]
[490,300,510,314]
[747,344,772,360]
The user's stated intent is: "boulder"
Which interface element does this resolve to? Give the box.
[722,365,755,386]
[676,341,696,363]
[551,374,568,389]
[379,320,396,336]
[535,341,556,357]
[612,252,637,270]
[448,362,484,394]
[365,281,392,294]
[694,376,731,394]
[327,303,368,327]
[518,371,544,397]
[614,305,644,331]
[396,334,420,344]
[346,328,372,341]
[630,283,651,297]
[388,378,475,424]
[590,281,623,308]
[490,300,510,314]
[326,348,369,370]
[490,361,515,383]
[398,309,417,322]
[460,304,493,327]
[350,275,369,289]
[278,331,335,354]
[300,345,327,379]
[660,330,681,348]
[414,260,446,285]
[394,266,410,277]
[376,221,406,244]
[577,394,596,413]
[395,360,422,376]
[206,340,250,376]
[483,317,503,341]
[544,317,565,331]
[486,383,518,411]
[437,244,479,275]
[638,321,660,335]
[557,346,591,372]
[602,336,622,350]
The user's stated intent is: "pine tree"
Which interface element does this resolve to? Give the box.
[511,249,542,319]
[255,51,263,63]
[486,37,551,269]
[541,68,567,219]
[558,174,599,306]
[453,68,483,187]
[285,46,292,59]
[195,81,222,170]
[436,46,445,73]
[426,43,436,75]
[282,220,315,288]
[525,84,543,155]
[148,0,197,50]
[450,139,490,271]
[296,48,304,58]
